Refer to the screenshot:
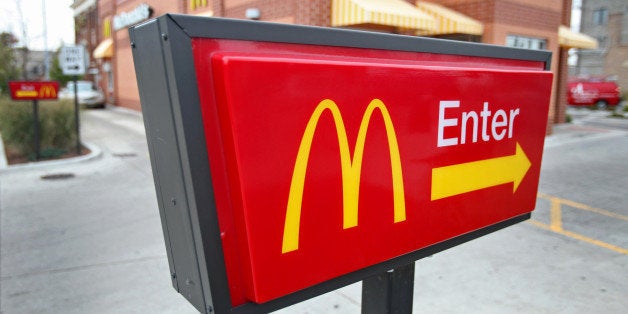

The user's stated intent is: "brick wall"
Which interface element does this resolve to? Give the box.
[223,0,297,22]
[554,0,572,125]
[437,0,564,133]
[296,0,331,27]
[433,0,497,24]
[215,0,331,27]
[605,13,628,95]
[111,0,182,111]
[555,48,569,124]
[494,1,561,31]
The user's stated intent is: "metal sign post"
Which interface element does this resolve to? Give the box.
[32,99,40,160]
[59,46,87,156]
[73,76,81,155]
[362,263,415,314]
[130,15,553,314]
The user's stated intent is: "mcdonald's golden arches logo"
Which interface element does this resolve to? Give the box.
[282,99,407,253]
[190,0,208,10]
[39,85,57,98]
[103,18,112,38]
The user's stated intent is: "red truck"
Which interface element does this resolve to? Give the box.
[567,78,621,109]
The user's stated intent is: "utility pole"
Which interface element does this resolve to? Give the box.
[42,0,50,80]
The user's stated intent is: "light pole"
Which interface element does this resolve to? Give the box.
[42,0,50,80]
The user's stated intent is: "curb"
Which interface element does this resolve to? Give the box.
[106,103,144,119]
[0,133,7,169]
[0,141,103,174]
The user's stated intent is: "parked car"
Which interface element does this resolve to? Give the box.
[567,79,621,109]
[59,81,106,108]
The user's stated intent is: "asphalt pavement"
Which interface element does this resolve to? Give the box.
[1,106,626,313]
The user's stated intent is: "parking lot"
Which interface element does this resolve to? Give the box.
[1,107,626,313]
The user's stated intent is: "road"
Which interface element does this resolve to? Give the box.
[1,107,626,313]
[0,108,198,313]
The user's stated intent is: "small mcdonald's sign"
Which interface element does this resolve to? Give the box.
[131,15,553,313]
[8,81,59,101]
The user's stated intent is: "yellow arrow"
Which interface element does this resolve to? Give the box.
[431,142,531,201]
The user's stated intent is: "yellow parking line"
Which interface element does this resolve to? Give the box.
[550,198,562,232]
[528,220,628,255]
[531,193,628,255]
[538,193,628,221]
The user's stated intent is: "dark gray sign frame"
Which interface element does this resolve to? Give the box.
[129,14,551,314]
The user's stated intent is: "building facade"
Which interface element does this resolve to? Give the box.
[14,50,51,81]
[71,0,100,83]
[74,0,595,132]
[575,0,628,94]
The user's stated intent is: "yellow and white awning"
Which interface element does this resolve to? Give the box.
[415,1,483,36]
[194,9,214,17]
[93,38,113,59]
[558,25,598,49]
[332,0,436,31]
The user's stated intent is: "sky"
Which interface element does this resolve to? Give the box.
[0,0,74,51]
[0,0,583,52]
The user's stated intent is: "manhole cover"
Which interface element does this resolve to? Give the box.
[112,153,137,158]
[41,173,75,180]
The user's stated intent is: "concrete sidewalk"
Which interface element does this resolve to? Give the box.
[0,108,199,313]
[1,107,626,313]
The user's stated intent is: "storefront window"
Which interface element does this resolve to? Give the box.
[592,8,608,26]
[506,35,547,50]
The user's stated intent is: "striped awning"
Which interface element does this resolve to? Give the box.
[558,25,598,49]
[93,38,113,59]
[414,1,483,36]
[332,0,436,31]
[194,9,214,17]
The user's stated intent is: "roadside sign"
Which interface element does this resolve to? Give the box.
[59,45,87,75]
[8,80,61,160]
[8,81,59,100]
[130,15,553,313]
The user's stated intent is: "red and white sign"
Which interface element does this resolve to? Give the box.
[8,81,59,101]
[191,39,552,305]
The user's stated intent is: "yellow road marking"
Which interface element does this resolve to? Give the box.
[531,193,627,255]
[549,198,562,232]
[528,220,628,255]
[538,193,628,221]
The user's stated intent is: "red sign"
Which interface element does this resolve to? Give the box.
[192,39,552,305]
[8,81,59,101]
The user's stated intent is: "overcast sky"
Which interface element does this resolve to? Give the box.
[0,0,74,51]
[0,0,583,51]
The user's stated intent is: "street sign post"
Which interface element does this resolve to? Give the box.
[59,45,86,155]
[130,15,553,314]
[8,81,60,160]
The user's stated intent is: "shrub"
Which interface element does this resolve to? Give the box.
[0,96,77,160]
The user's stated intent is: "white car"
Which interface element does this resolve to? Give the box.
[59,81,106,108]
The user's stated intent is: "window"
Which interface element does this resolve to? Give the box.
[505,35,547,50]
[593,8,608,25]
